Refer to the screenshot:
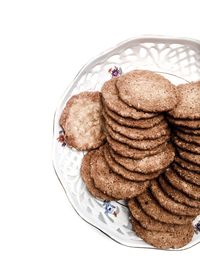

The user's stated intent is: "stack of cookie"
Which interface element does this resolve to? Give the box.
[101,70,176,186]
[128,81,200,249]
[128,174,199,249]
[167,82,200,205]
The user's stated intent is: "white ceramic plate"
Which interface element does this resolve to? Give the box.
[53,36,200,250]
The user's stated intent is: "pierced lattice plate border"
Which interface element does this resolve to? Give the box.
[53,36,200,250]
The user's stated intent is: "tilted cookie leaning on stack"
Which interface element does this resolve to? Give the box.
[59,69,200,249]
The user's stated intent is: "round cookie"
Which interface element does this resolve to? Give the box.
[137,190,193,225]
[173,136,200,154]
[106,124,170,150]
[116,70,178,112]
[103,104,164,128]
[81,151,113,200]
[91,147,149,199]
[165,168,200,200]
[173,163,200,186]
[103,111,170,140]
[128,198,189,232]
[177,148,200,166]
[159,174,200,208]
[177,126,200,136]
[110,143,175,174]
[103,144,161,181]
[106,134,167,159]
[168,81,200,119]
[131,217,194,249]
[150,179,200,216]
[101,78,156,119]
[167,116,200,129]
[59,91,105,150]
[174,156,200,173]
[175,130,200,146]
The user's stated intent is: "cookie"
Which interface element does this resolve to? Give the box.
[103,111,170,140]
[177,126,200,136]
[137,190,193,225]
[173,136,200,154]
[91,147,149,199]
[174,156,200,173]
[159,173,200,208]
[116,70,178,112]
[165,168,200,200]
[131,217,194,249]
[110,143,175,174]
[167,116,200,129]
[105,124,170,150]
[103,144,161,181]
[168,81,200,119]
[59,92,105,150]
[128,198,189,232]
[106,134,167,159]
[175,130,200,146]
[173,163,200,186]
[101,78,156,119]
[80,151,113,200]
[177,148,200,166]
[103,104,164,128]
[151,178,200,216]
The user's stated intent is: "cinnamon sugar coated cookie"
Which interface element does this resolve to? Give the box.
[110,143,175,174]
[117,70,178,112]
[91,147,149,199]
[169,82,200,119]
[101,78,157,119]
[103,110,170,140]
[105,124,169,150]
[60,92,105,150]
[131,217,194,249]
[80,150,113,200]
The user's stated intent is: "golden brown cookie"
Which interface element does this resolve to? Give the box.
[60,92,105,150]
[151,179,200,216]
[137,190,194,225]
[159,173,200,208]
[91,147,149,199]
[116,70,178,112]
[131,217,194,249]
[168,81,200,119]
[110,143,175,174]
[103,104,164,128]
[175,130,200,146]
[103,144,161,181]
[80,151,113,200]
[167,116,200,129]
[177,148,200,166]
[177,126,200,136]
[103,110,170,140]
[173,136,200,154]
[106,134,167,159]
[174,156,200,173]
[101,78,156,119]
[105,123,170,150]
[173,163,200,186]
[128,198,189,232]
[165,168,200,200]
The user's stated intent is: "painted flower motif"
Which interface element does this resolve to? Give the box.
[57,130,66,147]
[103,201,119,217]
[194,221,200,234]
[108,66,122,78]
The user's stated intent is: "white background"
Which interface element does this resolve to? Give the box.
[0,1,199,266]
